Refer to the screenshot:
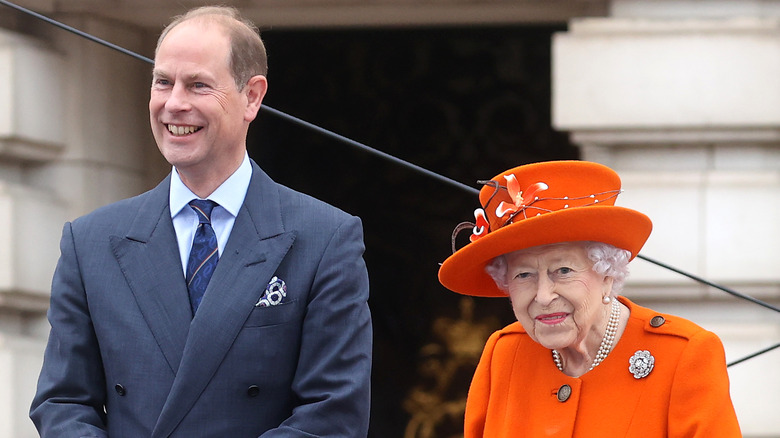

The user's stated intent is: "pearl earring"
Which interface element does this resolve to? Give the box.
[602,295,611,304]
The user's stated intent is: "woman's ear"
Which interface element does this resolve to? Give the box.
[602,275,614,294]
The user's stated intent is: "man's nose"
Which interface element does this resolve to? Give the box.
[165,83,191,112]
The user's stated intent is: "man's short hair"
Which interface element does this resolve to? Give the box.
[155,6,268,89]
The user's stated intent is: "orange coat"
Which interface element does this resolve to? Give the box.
[464,297,741,437]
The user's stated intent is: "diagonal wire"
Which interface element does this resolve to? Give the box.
[637,255,780,368]
[0,0,475,195]
[260,106,478,194]
[2,0,777,366]
[727,342,780,367]
[637,255,780,314]
[0,0,154,64]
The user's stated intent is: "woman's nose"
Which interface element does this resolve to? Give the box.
[534,275,557,305]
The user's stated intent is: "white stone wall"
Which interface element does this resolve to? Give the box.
[0,16,157,438]
[553,5,780,436]
[0,28,66,438]
[2,0,780,436]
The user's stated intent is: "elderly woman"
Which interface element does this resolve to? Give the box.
[438,161,740,437]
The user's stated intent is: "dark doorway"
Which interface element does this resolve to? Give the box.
[247,25,577,438]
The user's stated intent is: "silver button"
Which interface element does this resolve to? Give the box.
[557,384,572,402]
[650,315,666,328]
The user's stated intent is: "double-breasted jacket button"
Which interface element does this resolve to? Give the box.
[556,384,572,403]
[115,384,126,396]
[650,315,666,328]
[247,385,260,397]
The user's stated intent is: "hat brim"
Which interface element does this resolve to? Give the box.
[438,205,652,297]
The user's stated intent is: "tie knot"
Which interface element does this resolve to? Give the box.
[189,199,218,224]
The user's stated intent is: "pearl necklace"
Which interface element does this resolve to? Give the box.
[552,299,620,372]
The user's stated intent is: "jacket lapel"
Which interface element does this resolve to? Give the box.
[153,162,296,438]
[110,176,192,375]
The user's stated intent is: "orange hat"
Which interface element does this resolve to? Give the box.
[438,160,652,297]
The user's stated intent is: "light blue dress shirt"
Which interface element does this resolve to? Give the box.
[170,153,252,275]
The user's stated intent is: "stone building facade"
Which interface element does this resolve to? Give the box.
[1,0,778,436]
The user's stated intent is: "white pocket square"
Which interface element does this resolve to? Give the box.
[255,276,287,307]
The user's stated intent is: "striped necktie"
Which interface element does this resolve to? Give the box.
[186,199,219,315]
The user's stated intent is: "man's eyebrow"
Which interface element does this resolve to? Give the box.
[152,69,213,81]
[188,71,215,82]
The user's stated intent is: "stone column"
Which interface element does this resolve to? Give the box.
[553,1,780,435]
[0,28,67,438]
[0,15,159,437]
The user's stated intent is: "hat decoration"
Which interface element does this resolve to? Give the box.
[457,175,622,251]
[466,177,551,244]
[440,160,652,297]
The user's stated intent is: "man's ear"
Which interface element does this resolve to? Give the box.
[244,75,268,122]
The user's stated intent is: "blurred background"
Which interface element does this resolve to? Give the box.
[1,1,779,436]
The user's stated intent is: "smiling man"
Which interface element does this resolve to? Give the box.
[30,6,372,437]
[149,13,266,198]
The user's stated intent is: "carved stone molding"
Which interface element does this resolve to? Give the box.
[10,0,609,29]
[0,28,65,162]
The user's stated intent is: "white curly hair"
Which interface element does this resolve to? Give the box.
[484,241,631,296]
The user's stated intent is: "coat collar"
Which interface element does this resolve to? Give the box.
[110,174,191,375]
[112,160,296,437]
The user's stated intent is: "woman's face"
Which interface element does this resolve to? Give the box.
[504,243,613,350]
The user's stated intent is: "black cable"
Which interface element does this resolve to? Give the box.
[260,106,479,194]
[2,0,777,361]
[0,0,477,195]
[728,342,780,367]
[637,254,780,314]
[0,0,154,64]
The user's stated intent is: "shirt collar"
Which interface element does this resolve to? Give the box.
[169,153,252,218]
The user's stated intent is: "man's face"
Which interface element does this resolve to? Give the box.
[149,20,259,185]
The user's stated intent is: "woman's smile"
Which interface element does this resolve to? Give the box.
[535,312,568,325]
